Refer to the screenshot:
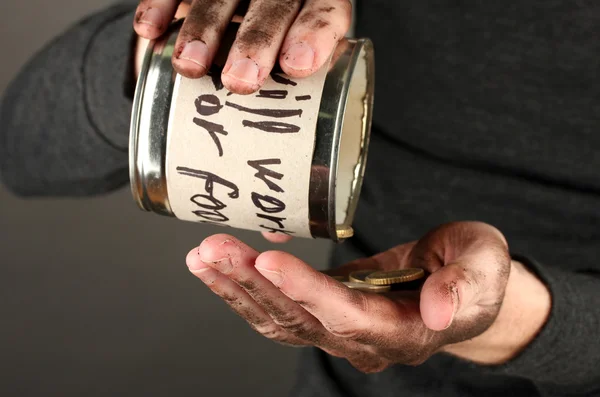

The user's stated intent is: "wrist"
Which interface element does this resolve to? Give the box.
[443,259,551,365]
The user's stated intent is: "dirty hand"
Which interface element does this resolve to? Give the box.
[185,222,551,372]
[133,0,351,93]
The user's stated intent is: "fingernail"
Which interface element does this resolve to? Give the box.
[255,266,283,287]
[201,257,233,274]
[138,8,162,27]
[225,59,260,85]
[178,40,209,69]
[283,42,315,71]
[444,284,460,330]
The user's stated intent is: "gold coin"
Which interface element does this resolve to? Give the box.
[349,269,378,284]
[365,268,425,285]
[336,226,354,239]
[343,281,390,293]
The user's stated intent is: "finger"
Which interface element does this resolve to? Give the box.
[222,0,302,94]
[279,0,352,78]
[198,234,332,343]
[172,0,240,79]
[187,248,310,345]
[261,232,293,244]
[255,251,401,341]
[420,247,509,332]
[420,263,469,332]
[186,248,285,339]
[408,221,509,274]
[134,0,182,39]
[410,222,510,332]
[174,1,191,19]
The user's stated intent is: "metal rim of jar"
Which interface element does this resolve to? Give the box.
[129,22,374,242]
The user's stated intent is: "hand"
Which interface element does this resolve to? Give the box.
[134,2,304,244]
[133,0,352,94]
[185,222,551,372]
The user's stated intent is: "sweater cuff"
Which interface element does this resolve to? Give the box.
[480,254,600,394]
[83,5,137,151]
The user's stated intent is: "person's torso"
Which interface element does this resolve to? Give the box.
[322,2,600,396]
[349,0,600,270]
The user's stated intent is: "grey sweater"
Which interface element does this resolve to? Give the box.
[1,2,600,396]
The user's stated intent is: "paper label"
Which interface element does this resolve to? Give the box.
[165,65,330,238]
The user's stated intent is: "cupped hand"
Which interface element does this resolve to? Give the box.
[184,222,545,373]
[133,0,352,94]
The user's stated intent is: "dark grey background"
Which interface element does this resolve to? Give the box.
[0,1,333,396]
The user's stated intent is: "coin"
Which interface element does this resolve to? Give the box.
[343,281,391,293]
[336,226,354,239]
[365,268,425,286]
[349,269,378,284]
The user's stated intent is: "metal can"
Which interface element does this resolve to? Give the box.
[129,21,374,242]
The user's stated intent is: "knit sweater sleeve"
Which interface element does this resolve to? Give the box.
[0,3,138,196]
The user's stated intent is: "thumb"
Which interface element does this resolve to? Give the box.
[419,261,483,331]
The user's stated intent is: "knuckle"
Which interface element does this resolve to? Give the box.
[253,322,284,339]
[231,305,266,325]
[307,0,352,32]
[219,293,240,305]
[236,278,260,293]
[236,0,300,52]
[273,315,313,336]
[257,0,301,15]
[181,0,226,40]
[236,27,276,52]
[325,320,365,339]
[271,311,299,326]
[253,322,306,346]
